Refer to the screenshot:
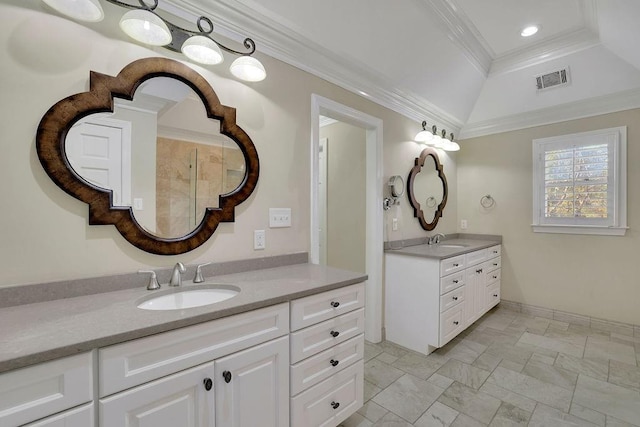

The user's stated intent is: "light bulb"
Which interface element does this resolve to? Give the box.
[230,56,266,82]
[521,25,539,37]
[119,9,172,46]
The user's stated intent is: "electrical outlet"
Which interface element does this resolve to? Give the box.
[254,230,265,250]
[461,219,468,230]
[392,218,398,231]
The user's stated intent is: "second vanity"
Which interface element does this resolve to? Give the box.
[0,262,366,427]
[385,236,502,355]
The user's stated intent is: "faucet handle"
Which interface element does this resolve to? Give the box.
[194,262,213,283]
[138,270,160,290]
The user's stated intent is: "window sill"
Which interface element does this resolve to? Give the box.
[531,225,628,236]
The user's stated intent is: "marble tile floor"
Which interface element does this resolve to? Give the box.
[339,305,640,427]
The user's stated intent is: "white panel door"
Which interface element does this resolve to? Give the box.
[215,336,289,427]
[66,118,131,206]
[99,362,215,427]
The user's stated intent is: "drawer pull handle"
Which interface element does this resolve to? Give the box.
[493,251,498,254]
[493,275,498,279]
[331,401,340,410]
[453,263,459,267]
[453,280,459,284]
[222,371,232,383]
[452,296,458,301]
[330,359,340,367]
[493,293,498,297]
[203,378,213,391]
[453,321,459,325]
[476,268,483,273]
[330,330,340,338]
[331,301,340,308]
[493,263,498,266]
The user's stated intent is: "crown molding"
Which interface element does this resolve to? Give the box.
[420,0,493,75]
[162,0,464,133]
[489,28,601,76]
[459,87,640,139]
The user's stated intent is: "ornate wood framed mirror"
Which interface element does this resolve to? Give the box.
[37,57,259,255]
[407,147,448,231]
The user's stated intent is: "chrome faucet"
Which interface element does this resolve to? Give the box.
[169,262,186,287]
[428,233,446,245]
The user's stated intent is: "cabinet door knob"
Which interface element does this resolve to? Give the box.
[203,378,213,391]
[453,296,458,301]
[331,401,340,410]
[476,268,483,273]
[493,263,498,266]
[493,293,498,297]
[453,321,459,325]
[453,280,459,284]
[330,359,339,367]
[331,301,340,308]
[493,275,498,279]
[453,263,459,267]
[222,370,232,383]
[330,330,340,338]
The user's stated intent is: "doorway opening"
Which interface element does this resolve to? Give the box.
[310,94,383,343]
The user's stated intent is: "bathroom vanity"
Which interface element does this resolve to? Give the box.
[385,236,501,355]
[0,264,366,427]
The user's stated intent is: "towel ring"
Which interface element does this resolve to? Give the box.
[480,194,495,208]
[425,196,437,208]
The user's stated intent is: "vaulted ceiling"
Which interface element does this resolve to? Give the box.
[72,0,640,138]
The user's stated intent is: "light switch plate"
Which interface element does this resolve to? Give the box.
[269,208,291,228]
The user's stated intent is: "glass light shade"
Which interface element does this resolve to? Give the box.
[414,130,433,143]
[230,56,266,82]
[521,25,539,37]
[42,0,104,22]
[441,141,460,152]
[119,9,172,46]
[431,134,444,148]
[182,36,224,65]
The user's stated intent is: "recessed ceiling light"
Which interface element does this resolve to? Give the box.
[521,25,539,37]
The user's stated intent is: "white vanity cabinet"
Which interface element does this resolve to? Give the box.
[289,283,365,427]
[0,352,93,427]
[99,303,290,427]
[385,244,501,355]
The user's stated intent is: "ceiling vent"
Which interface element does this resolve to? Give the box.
[535,68,570,91]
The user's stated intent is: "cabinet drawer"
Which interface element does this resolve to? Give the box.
[440,271,464,294]
[439,304,464,347]
[100,361,215,427]
[440,286,465,313]
[291,334,364,396]
[485,256,501,273]
[24,403,93,427]
[486,282,501,311]
[487,245,501,259]
[291,308,365,364]
[0,352,93,427]
[465,249,488,267]
[290,283,365,332]
[440,255,465,277]
[486,268,501,285]
[291,360,363,427]
[99,303,289,397]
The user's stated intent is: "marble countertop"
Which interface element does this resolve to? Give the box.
[385,237,501,259]
[0,263,366,373]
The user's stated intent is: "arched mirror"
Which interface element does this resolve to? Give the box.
[37,58,259,255]
[407,147,448,230]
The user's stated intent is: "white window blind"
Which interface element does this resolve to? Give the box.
[532,127,627,235]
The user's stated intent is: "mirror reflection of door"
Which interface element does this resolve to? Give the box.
[64,77,246,239]
[318,118,366,274]
[66,118,132,207]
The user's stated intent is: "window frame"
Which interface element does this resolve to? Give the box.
[532,126,627,236]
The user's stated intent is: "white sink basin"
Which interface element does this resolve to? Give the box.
[137,285,240,311]
[437,244,469,249]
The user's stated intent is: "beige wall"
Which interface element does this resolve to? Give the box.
[320,121,366,273]
[0,3,441,286]
[457,109,640,325]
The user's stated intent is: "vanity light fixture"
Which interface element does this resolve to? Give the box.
[41,0,267,82]
[414,121,459,151]
[440,133,460,152]
[414,121,434,143]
